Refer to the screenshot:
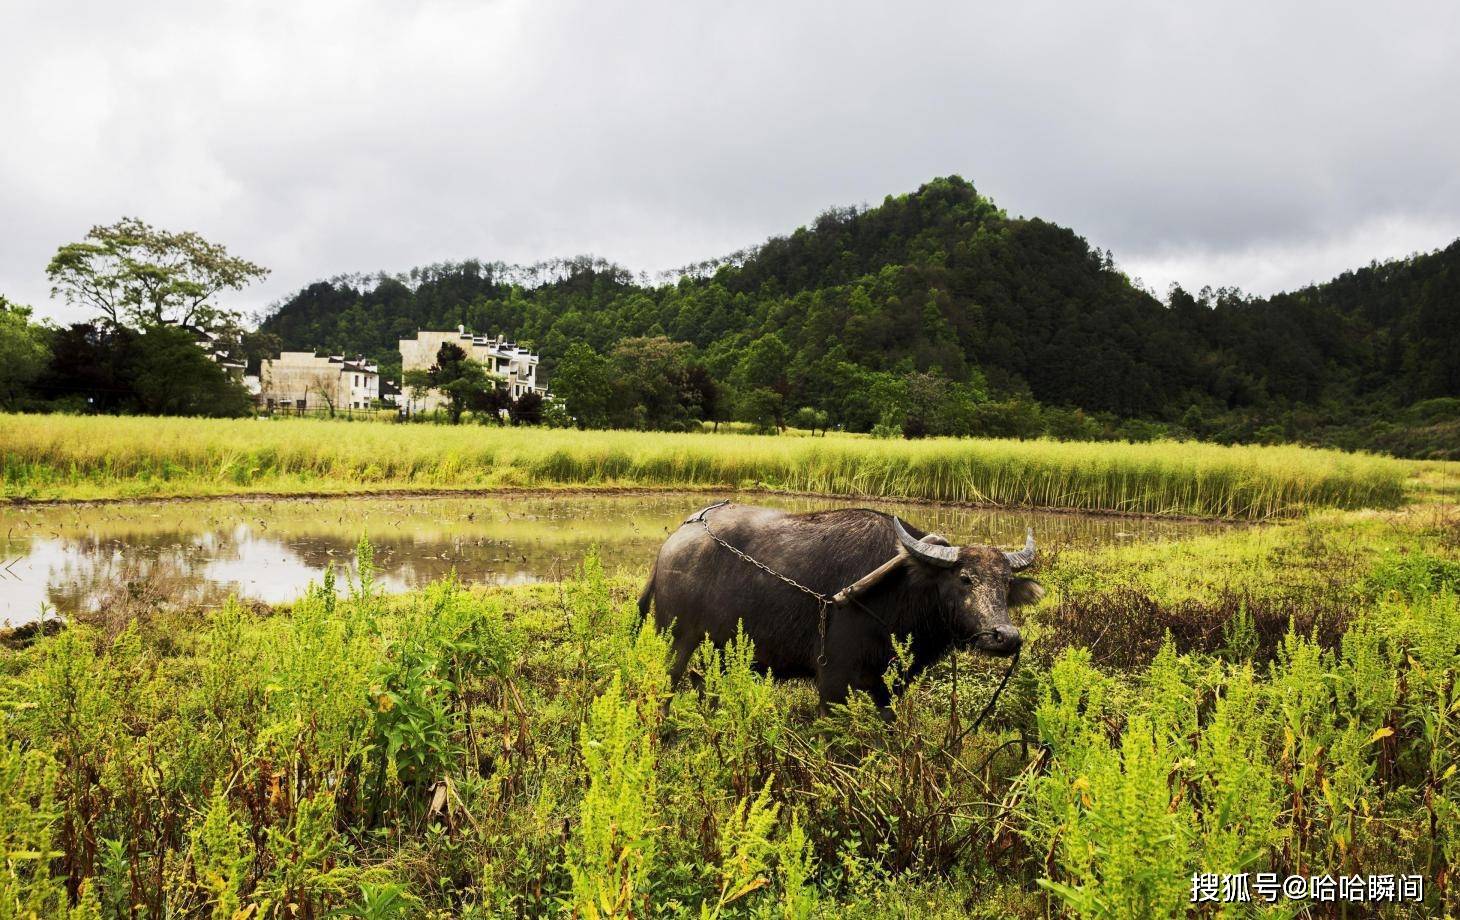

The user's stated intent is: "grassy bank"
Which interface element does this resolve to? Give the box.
[0,413,1409,518]
[2,497,1457,917]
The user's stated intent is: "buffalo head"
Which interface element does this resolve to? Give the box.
[892,519,1043,656]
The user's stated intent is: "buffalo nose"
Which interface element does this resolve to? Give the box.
[992,624,1022,653]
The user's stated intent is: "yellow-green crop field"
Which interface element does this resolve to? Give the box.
[0,413,1409,518]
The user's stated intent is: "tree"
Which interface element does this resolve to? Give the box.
[734,333,790,393]
[427,342,500,424]
[969,399,1044,439]
[683,363,725,431]
[402,368,433,416]
[737,387,784,432]
[237,329,282,364]
[902,372,983,438]
[510,391,545,426]
[0,297,50,409]
[867,373,908,431]
[540,397,574,428]
[304,368,340,417]
[791,406,829,435]
[47,217,268,332]
[127,325,253,417]
[470,384,512,425]
[551,342,615,428]
[901,373,946,438]
[38,323,138,412]
[610,336,697,429]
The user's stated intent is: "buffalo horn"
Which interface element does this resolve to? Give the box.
[1003,529,1036,571]
[892,517,960,567]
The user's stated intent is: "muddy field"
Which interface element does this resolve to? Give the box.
[0,491,1224,624]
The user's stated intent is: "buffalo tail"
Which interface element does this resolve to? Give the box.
[636,559,656,622]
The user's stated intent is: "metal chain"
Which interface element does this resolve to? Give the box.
[816,600,829,668]
[699,516,837,666]
[698,517,834,605]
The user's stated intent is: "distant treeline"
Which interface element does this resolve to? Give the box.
[259,176,1460,456]
[0,312,255,418]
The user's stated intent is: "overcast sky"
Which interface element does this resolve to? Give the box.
[4,0,1458,326]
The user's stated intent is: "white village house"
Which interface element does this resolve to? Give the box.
[178,324,273,401]
[399,327,547,413]
[250,351,384,412]
[185,324,545,415]
[172,325,385,412]
[185,327,246,371]
[179,324,247,379]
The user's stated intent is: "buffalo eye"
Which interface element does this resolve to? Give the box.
[959,572,975,584]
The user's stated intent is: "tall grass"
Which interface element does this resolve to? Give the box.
[0,413,1408,518]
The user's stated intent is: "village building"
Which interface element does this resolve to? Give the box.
[251,351,382,412]
[177,324,247,374]
[173,323,265,398]
[399,327,547,413]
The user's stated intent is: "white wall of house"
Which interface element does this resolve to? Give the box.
[343,365,380,409]
[258,351,380,411]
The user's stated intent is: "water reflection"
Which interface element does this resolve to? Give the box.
[0,492,1225,624]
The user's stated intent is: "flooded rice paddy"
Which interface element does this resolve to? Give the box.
[0,492,1225,625]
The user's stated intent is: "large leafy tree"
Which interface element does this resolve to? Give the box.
[35,322,251,416]
[37,323,139,412]
[402,368,434,414]
[610,336,697,429]
[0,296,50,409]
[551,343,615,429]
[128,325,254,417]
[682,363,724,431]
[791,406,829,435]
[47,217,268,332]
[737,387,784,432]
[733,333,790,394]
[731,334,792,430]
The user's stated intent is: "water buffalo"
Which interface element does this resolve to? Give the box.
[638,501,1043,712]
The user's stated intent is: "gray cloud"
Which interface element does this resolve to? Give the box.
[4,0,1458,325]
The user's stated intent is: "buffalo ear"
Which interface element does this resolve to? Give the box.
[1007,577,1045,607]
[922,533,951,546]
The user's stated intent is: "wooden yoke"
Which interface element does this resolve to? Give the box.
[830,547,909,606]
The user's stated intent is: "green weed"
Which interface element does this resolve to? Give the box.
[0,495,1456,916]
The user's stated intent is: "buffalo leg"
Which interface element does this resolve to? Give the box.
[668,639,694,688]
[661,636,701,720]
[668,635,710,694]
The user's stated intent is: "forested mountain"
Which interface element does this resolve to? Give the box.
[259,176,1460,454]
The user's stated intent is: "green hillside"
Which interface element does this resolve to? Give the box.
[260,176,1460,455]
